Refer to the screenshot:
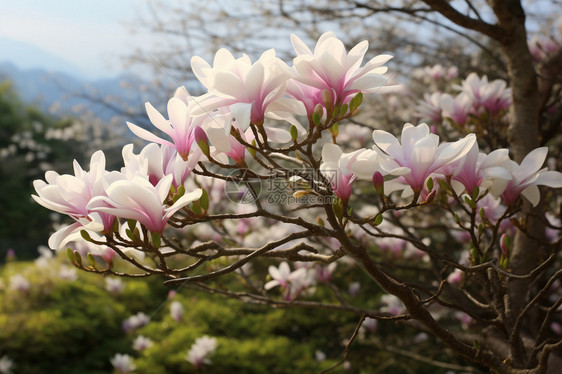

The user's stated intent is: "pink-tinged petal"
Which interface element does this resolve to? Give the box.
[190,94,235,117]
[126,122,174,148]
[230,102,252,130]
[521,185,541,207]
[48,222,83,250]
[191,55,212,86]
[167,97,189,133]
[206,127,232,153]
[362,54,394,71]
[155,175,174,204]
[213,48,236,69]
[347,40,369,69]
[264,280,280,290]
[412,135,439,170]
[164,189,203,218]
[278,262,291,278]
[291,34,312,56]
[480,148,510,168]
[212,71,245,99]
[518,147,548,177]
[535,170,562,187]
[348,74,387,91]
[401,123,429,149]
[173,86,191,104]
[268,265,281,280]
[322,143,343,164]
[436,134,476,165]
[145,102,172,135]
[373,130,399,153]
[245,61,265,99]
[317,51,345,88]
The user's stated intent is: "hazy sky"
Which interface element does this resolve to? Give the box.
[0,0,145,79]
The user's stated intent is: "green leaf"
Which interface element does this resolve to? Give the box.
[80,230,91,242]
[426,177,434,192]
[127,219,137,231]
[200,188,209,211]
[312,112,321,127]
[339,103,348,117]
[373,214,383,226]
[66,248,75,264]
[87,253,96,269]
[290,125,298,141]
[74,251,83,267]
[349,92,363,112]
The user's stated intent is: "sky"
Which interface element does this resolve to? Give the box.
[0,0,147,80]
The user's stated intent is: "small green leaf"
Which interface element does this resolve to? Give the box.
[464,195,477,210]
[349,92,363,112]
[290,125,298,141]
[472,186,480,200]
[339,103,348,117]
[127,219,137,231]
[74,251,83,267]
[426,177,434,192]
[312,112,321,127]
[66,248,75,264]
[125,228,134,241]
[332,198,344,221]
[330,123,339,137]
[112,218,119,233]
[249,140,257,157]
[473,340,480,349]
[373,214,383,226]
[80,230,91,242]
[87,253,96,268]
[200,188,209,211]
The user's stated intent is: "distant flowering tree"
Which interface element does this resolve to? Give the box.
[32,9,562,373]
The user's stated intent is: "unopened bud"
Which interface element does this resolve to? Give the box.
[372,172,384,196]
[500,233,510,257]
[194,126,210,157]
[425,190,437,203]
[322,89,334,115]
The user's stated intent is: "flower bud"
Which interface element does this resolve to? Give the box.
[372,171,384,196]
[500,233,510,257]
[194,126,210,157]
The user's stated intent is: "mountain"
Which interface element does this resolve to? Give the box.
[0,61,149,124]
[0,36,90,80]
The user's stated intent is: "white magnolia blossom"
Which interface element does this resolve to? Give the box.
[186,335,218,368]
[132,335,154,351]
[110,353,136,374]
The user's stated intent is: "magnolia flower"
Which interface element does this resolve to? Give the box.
[122,312,150,332]
[416,92,443,123]
[265,261,312,300]
[32,151,117,249]
[121,143,199,189]
[291,32,393,105]
[454,73,511,115]
[451,142,512,196]
[105,277,125,294]
[439,93,472,127]
[88,175,202,234]
[380,294,405,316]
[498,147,562,207]
[170,300,184,322]
[110,353,136,374]
[191,48,302,134]
[126,89,204,161]
[320,143,364,201]
[186,336,218,368]
[133,335,153,351]
[372,123,476,198]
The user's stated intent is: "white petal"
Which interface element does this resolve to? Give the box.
[126,122,174,147]
[521,185,541,207]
